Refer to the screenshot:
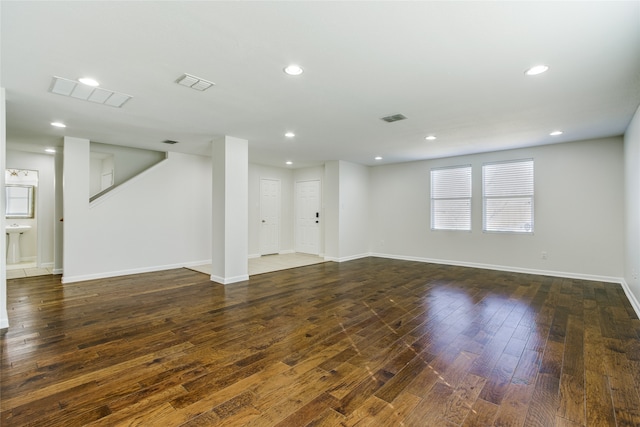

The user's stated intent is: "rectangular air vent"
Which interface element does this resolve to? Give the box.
[176,73,215,91]
[49,76,132,108]
[381,113,407,123]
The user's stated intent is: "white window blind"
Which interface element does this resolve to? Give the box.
[482,159,534,233]
[431,165,472,231]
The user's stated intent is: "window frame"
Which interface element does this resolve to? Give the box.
[430,164,472,232]
[482,158,534,234]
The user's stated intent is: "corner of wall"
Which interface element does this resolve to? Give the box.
[1,87,9,330]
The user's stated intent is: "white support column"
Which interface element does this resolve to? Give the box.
[1,88,8,329]
[211,136,249,284]
[53,150,64,274]
[61,137,90,283]
[323,161,340,261]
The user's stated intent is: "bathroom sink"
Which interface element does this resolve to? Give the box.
[6,225,31,264]
[6,225,31,234]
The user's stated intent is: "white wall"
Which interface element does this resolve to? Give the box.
[370,137,625,281]
[624,105,640,315]
[324,161,340,260]
[6,150,56,267]
[248,163,294,256]
[339,161,370,260]
[324,160,370,261]
[63,137,212,283]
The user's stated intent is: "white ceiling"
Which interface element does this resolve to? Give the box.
[2,1,639,168]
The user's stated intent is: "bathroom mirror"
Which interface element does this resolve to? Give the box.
[6,185,35,218]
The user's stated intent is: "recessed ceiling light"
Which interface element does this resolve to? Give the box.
[78,77,100,87]
[425,135,437,141]
[286,161,293,165]
[549,130,563,136]
[284,65,303,76]
[45,148,56,153]
[375,156,383,160]
[50,122,66,128]
[285,132,295,138]
[524,65,549,76]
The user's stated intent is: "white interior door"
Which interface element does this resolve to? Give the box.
[259,179,280,255]
[296,180,320,255]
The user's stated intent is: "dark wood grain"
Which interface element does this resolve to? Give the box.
[1,257,639,426]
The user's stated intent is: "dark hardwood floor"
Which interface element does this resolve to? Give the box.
[1,257,639,426]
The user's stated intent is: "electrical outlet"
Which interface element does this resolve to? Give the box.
[541,251,548,260]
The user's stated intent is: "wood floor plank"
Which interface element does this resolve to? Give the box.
[1,257,639,426]
[461,398,499,427]
[523,373,560,427]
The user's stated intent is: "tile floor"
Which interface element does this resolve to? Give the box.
[6,261,55,279]
[188,252,326,276]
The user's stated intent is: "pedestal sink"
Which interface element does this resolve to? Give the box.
[6,225,31,264]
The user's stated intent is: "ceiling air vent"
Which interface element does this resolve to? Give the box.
[49,76,132,108]
[175,73,215,91]
[162,140,179,145]
[381,113,407,123]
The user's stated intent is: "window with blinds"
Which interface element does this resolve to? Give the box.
[482,159,534,233]
[430,165,472,231]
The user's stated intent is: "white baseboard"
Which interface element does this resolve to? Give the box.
[182,259,212,268]
[279,249,295,255]
[248,254,261,259]
[620,279,640,319]
[210,274,249,285]
[52,268,63,275]
[370,252,624,284]
[0,317,8,329]
[324,253,370,263]
[61,260,212,284]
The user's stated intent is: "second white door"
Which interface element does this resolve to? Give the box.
[259,179,280,255]
[295,180,321,255]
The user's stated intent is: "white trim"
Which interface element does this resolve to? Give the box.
[210,274,249,285]
[620,279,640,319]
[61,259,211,284]
[52,268,63,275]
[248,253,261,259]
[370,252,625,284]
[324,253,370,263]
[279,249,295,255]
[0,317,8,329]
